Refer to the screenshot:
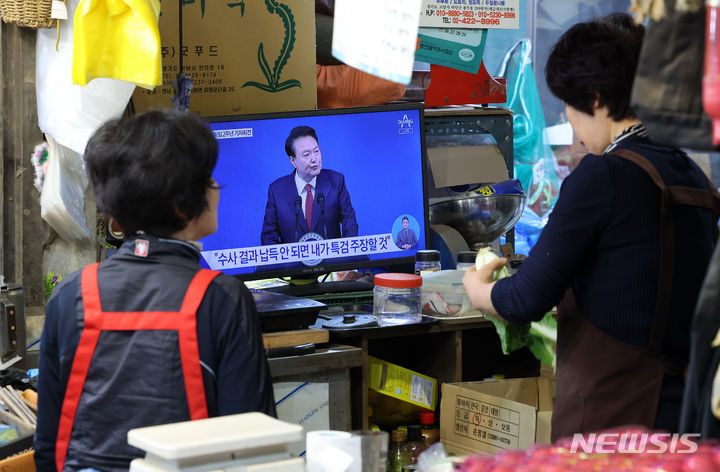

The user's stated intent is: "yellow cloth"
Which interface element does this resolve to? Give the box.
[73,0,161,88]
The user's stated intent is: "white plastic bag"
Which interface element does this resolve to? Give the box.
[36,0,135,155]
[417,442,453,472]
[40,136,91,240]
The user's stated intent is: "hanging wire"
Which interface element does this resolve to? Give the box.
[178,0,184,73]
[171,0,193,111]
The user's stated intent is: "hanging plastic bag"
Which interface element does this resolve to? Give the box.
[73,0,162,88]
[40,136,91,241]
[631,0,713,149]
[514,203,546,256]
[36,0,135,155]
[496,39,560,220]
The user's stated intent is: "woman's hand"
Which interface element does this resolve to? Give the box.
[462,257,508,318]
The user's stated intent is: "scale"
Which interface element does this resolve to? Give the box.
[128,412,304,472]
[429,192,525,254]
[423,108,525,265]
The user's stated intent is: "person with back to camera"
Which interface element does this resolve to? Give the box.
[260,125,359,245]
[34,109,276,472]
[396,216,418,250]
[462,13,720,440]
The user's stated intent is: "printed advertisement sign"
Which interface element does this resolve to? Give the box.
[420,0,519,29]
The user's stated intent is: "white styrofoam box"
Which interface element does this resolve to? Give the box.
[274,381,330,456]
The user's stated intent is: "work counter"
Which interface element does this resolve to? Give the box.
[265,316,540,431]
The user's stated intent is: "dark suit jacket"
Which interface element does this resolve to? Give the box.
[395,228,417,249]
[261,169,359,244]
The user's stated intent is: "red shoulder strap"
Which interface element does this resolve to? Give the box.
[177,269,220,421]
[55,265,220,471]
[56,263,102,471]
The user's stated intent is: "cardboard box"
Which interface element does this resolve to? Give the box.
[132,0,317,116]
[0,450,34,472]
[0,433,35,472]
[368,356,437,411]
[367,356,437,429]
[440,377,554,455]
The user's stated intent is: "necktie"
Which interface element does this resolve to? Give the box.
[305,183,313,231]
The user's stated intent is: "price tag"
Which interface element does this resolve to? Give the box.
[51,0,68,20]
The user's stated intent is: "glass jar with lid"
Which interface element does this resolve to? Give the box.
[414,250,441,275]
[373,273,422,326]
[456,251,477,270]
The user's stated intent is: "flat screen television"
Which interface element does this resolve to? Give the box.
[199,103,428,292]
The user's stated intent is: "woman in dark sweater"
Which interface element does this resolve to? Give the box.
[463,13,719,439]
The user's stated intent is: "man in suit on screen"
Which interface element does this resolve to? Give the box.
[261,125,359,245]
[395,216,418,250]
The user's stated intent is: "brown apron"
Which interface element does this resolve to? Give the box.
[551,149,720,441]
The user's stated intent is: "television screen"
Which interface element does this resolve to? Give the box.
[199,103,428,280]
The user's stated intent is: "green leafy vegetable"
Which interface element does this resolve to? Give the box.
[528,313,557,368]
[487,315,530,354]
[475,247,557,368]
[475,247,509,279]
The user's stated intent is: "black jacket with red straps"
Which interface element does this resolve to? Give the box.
[35,235,276,471]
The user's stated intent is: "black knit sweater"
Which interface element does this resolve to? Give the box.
[493,135,716,363]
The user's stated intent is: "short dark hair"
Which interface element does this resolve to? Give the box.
[402,216,409,222]
[285,126,319,157]
[545,13,644,120]
[85,109,218,237]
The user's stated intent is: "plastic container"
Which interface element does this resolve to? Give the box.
[414,250,441,275]
[455,251,477,270]
[421,270,478,317]
[374,273,422,326]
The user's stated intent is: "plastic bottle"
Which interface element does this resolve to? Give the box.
[455,251,477,270]
[401,425,428,464]
[419,411,439,447]
[387,429,410,472]
[415,250,441,275]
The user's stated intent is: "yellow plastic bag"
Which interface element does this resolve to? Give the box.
[72,0,161,88]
